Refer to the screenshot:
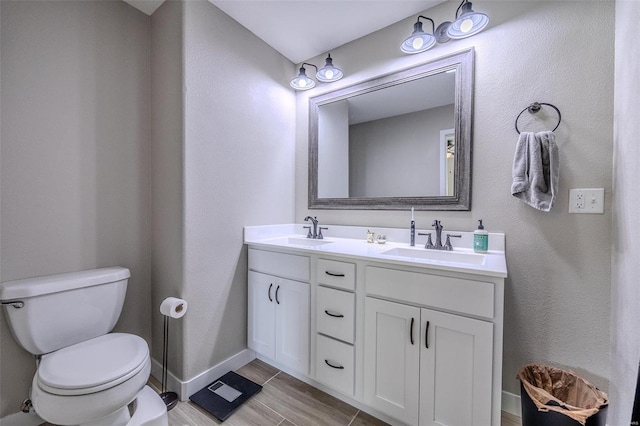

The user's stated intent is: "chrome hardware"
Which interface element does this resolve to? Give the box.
[303,225,312,238]
[2,301,24,309]
[431,220,443,249]
[20,398,32,413]
[444,234,462,251]
[304,216,320,238]
[418,232,434,249]
[318,227,328,239]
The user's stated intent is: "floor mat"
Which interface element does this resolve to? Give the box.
[189,371,262,422]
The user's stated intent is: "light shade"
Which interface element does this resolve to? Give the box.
[447,1,489,39]
[316,54,343,83]
[290,66,315,90]
[401,19,436,54]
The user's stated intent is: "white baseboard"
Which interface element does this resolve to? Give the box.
[0,411,43,426]
[502,390,522,418]
[151,349,256,401]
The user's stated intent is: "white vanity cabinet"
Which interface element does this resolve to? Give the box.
[364,266,497,426]
[314,258,357,396]
[244,226,506,426]
[248,249,310,374]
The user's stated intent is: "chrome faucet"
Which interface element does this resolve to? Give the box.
[422,220,462,251]
[432,220,444,249]
[304,216,319,239]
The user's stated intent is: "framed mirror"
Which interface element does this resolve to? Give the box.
[308,48,474,210]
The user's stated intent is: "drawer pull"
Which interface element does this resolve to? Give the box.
[325,271,345,277]
[275,285,280,304]
[425,320,430,349]
[324,310,344,318]
[268,283,273,302]
[324,359,345,370]
[410,317,415,345]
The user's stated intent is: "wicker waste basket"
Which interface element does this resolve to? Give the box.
[517,364,608,426]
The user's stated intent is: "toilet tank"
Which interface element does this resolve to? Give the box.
[0,267,130,355]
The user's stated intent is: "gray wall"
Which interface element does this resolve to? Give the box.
[0,0,151,416]
[150,0,185,377]
[296,0,614,396]
[180,0,295,381]
[610,1,640,424]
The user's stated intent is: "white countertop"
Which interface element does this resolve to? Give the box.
[244,224,507,278]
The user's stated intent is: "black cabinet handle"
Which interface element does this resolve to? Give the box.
[325,271,345,277]
[324,310,344,318]
[425,321,430,349]
[324,359,344,370]
[410,317,415,345]
[268,283,273,302]
[275,285,280,304]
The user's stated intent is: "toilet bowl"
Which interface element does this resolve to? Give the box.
[0,267,168,426]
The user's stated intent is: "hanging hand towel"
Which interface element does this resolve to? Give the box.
[511,131,559,212]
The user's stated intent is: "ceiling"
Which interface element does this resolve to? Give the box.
[123,0,445,64]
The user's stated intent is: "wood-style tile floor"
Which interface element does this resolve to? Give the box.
[43,358,521,425]
[156,359,523,426]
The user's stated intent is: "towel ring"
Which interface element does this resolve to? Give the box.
[515,102,562,134]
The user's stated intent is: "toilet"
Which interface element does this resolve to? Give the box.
[0,267,168,426]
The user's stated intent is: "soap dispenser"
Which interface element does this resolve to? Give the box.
[474,219,489,253]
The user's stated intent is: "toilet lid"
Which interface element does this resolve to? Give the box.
[37,333,149,396]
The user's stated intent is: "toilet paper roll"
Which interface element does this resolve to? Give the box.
[160,297,188,319]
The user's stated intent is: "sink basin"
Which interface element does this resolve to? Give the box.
[381,247,486,265]
[286,237,333,246]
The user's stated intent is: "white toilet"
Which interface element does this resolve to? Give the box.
[0,267,168,426]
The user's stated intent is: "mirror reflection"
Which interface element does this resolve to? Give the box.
[318,71,456,198]
[309,49,473,210]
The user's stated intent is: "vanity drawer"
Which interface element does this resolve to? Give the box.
[315,334,354,396]
[317,259,356,291]
[316,286,355,344]
[249,249,310,282]
[365,266,495,319]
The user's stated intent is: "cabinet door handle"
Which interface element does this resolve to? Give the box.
[425,321,430,349]
[325,271,345,277]
[268,283,273,302]
[275,285,280,304]
[324,310,344,318]
[410,317,415,345]
[324,359,344,370]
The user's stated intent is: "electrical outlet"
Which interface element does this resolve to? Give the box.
[569,188,604,214]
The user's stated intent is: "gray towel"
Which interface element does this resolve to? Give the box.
[511,131,559,212]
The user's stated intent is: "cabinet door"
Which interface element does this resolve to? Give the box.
[247,271,276,359]
[275,278,310,374]
[420,309,493,426]
[364,297,420,426]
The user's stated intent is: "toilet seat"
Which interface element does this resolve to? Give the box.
[37,333,149,396]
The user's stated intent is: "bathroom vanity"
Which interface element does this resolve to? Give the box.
[244,224,507,426]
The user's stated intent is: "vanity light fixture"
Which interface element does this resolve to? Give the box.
[291,54,344,91]
[443,0,490,40]
[316,54,343,83]
[402,1,489,52]
[401,16,437,54]
[290,63,316,90]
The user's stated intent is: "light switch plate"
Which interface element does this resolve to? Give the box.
[568,188,604,214]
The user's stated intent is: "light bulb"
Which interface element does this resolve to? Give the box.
[298,79,307,88]
[460,18,474,33]
[324,69,334,79]
[412,38,424,50]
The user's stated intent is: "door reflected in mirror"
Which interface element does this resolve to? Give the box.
[309,49,473,210]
